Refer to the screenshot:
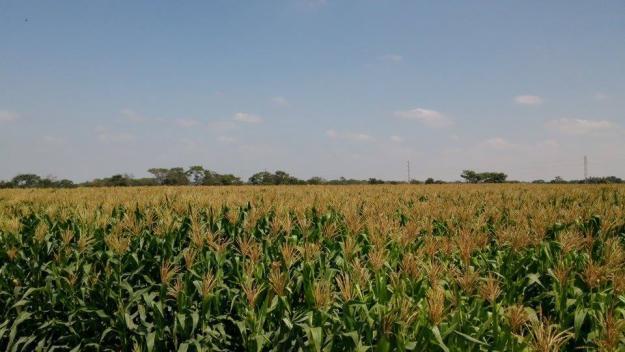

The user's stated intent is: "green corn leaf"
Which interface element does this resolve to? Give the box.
[453,330,489,346]
[431,326,449,352]
[146,331,156,352]
[7,311,32,351]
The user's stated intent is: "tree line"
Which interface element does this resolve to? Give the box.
[0,167,623,188]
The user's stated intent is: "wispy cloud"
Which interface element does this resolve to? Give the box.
[207,119,237,131]
[271,96,289,107]
[547,118,614,135]
[233,112,263,124]
[0,110,19,123]
[390,135,404,143]
[121,108,149,123]
[514,95,543,106]
[217,135,236,144]
[379,54,403,63]
[326,129,373,142]
[593,92,609,101]
[478,137,560,153]
[481,137,516,150]
[175,118,200,128]
[394,107,452,128]
[42,135,66,145]
[537,139,560,149]
[96,126,135,143]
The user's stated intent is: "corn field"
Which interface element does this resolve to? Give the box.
[1,185,625,351]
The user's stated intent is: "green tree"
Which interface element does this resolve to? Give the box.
[248,171,274,185]
[148,168,169,184]
[219,174,242,185]
[163,167,189,185]
[11,174,42,188]
[461,170,507,183]
[186,166,206,185]
[460,170,480,183]
[307,177,326,185]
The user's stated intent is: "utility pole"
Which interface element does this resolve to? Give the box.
[584,155,588,182]
[407,160,411,184]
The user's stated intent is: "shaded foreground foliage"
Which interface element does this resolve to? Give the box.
[1,185,625,351]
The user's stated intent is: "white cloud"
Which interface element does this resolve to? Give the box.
[390,135,404,143]
[175,118,200,128]
[537,139,560,149]
[594,92,609,101]
[481,137,515,150]
[479,137,560,152]
[207,119,237,131]
[96,127,135,143]
[0,110,19,123]
[217,135,236,143]
[379,54,403,63]
[547,118,614,135]
[515,95,543,106]
[233,112,263,124]
[177,138,205,152]
[121,108,149,123]
[326,129,373,142]
[271,96,289,107]
[42,135,66,145]
[394,107,452,128]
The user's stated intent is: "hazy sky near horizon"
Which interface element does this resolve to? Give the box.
[1,0,624,182]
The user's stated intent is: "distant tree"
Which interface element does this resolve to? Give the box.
[109,174,132,186]
[585,176,623,184]
[248,170,301,185]
[185,166,206,185]
[219,174,242,185]
[132,178,159,186]
[460,170,480,183]
[307,177,326,185]
[532,179,546,184]
[550,176,565,184]
[148,168,170,184]
[274,170,297,185]
[147,167,188,185]
[1,174,74,188]
[56,179,75,188]
[461,170,507,183]
[425,178,435,184]
[604,176,623,183]
[38,177,56,188]
[200,170,219,185]
[11,174,42,188]
[248,171,274,185]
[162,167,189,185]
[481,172,507,183]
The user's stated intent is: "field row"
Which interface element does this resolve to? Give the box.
[1,185,624,351]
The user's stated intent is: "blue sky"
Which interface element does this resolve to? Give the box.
[1,0,624,181]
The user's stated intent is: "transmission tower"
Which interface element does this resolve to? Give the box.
[407,161,411,184]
